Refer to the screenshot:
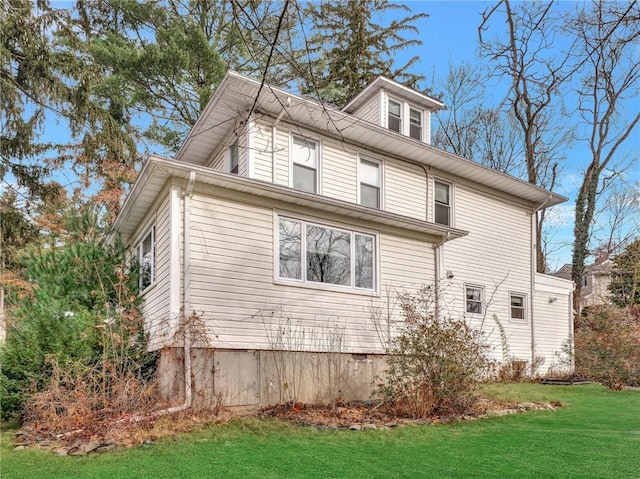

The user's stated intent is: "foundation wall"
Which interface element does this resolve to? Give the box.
[156,347,386,409]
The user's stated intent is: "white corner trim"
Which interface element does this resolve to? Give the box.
[169,184,182,319]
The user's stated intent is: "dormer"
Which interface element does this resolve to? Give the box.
[342,77,444,144]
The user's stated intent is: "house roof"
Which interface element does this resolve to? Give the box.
[341,76,445,113]
[113,155,469,245]
[175,71,566,209]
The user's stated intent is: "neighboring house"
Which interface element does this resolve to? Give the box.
[554,259,613,309]
[113,72,574,409]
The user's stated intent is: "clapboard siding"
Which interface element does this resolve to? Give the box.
[440,180,534,361]
[322,137,358,203]
[250,120,272,182]
[385,161,427,220]
[187,190,433,353]
[350,91,381,126]
[137,188,173,349]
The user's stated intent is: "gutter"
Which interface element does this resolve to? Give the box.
[530,194,552,365]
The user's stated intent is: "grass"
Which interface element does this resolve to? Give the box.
[1,383,639,479]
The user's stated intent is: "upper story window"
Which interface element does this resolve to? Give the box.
[359,158,381,209]
[388,99,402,133]
[434,180,452,226]
[510,293,527,322]
[465,285,484,315]
[277,216,376,292]
[291,135,318,193]
[409,107,422,140]
[387,97,424,141]
[137,226,155,293]
[228,142,239,174]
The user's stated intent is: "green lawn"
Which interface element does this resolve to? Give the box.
[2,384,639,479]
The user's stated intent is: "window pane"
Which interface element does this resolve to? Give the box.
[139,229,154,291]
[293,164,317,193]
[229,143,239,174]
[510,295,524,307]
[466,287,483,314]
[511,306,525,320]
[435,181,450,204]
[409,123,422,140]
[292,136,317,167]
[355,234,374,289]
[360,184,380,208]
[306,225,351,286]
[388,100,401,132]
[360,159,379,186]
[435,203,450,225]
[409,108,422,125]
[279,219,301,279]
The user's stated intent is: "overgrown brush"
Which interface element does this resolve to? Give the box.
[378,286,494,418]
[564,305,640,389]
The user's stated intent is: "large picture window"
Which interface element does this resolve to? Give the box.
[291,135,318,193]
[137,226,155,292]
[277,217,375,291]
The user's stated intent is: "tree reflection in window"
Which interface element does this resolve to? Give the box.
[306,225,351,286]
[279,219,301,280]
[355,234,374,289]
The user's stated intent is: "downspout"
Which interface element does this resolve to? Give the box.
[130,171,196,421]
[433,232,451,319]
[272,98,290,183]
[530,194,552,365]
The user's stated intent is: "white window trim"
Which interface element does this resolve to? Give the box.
[136,224,156,295]
[386,95,425,142]
[289,133,321,194]
[225,141,239,174]
[509,292,528,323]
[273,213,378,295]
[433,178,454,227]
[357,154,384,209]
[464,284,485,316]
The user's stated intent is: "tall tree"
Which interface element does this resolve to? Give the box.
[479,0,572,272]
[433,62,524,177]
[609,239,640,307]
[567,0,640,312]
[301,0,427,107]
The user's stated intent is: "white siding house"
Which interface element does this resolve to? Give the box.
[113,72,573,408]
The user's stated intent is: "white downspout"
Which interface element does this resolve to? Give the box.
[130,171,196,421]
[530,194,552,365]
[433,232,451,319]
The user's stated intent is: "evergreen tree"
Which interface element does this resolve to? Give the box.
[301,0,427,107]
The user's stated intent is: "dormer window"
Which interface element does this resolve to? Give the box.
[409,107,422,140]
[387,97,424,141]
[228,142,239,174]
[388,99,402,133]
[291,134,318,193]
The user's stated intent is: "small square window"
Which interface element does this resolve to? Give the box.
[465,285,484,315]
[510,293,526,321]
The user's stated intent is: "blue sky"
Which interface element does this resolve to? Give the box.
[394,1,639,270]
[14,0,640,270]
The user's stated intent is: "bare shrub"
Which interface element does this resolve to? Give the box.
[379,286,494,418]
[569,305,640,389]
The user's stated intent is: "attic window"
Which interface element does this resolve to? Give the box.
[409,107,422,140]
[229,142,239,174]
[291,135,318,193]
[387,99,402,133]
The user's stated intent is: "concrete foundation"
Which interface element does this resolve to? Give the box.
[156,347,387,409]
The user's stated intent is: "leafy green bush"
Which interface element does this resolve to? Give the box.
[379,286,494,417]
[0,206,155,421]
[572,305,640,389]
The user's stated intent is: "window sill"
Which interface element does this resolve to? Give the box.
[274,278,379,297]
[139,282,157,298]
